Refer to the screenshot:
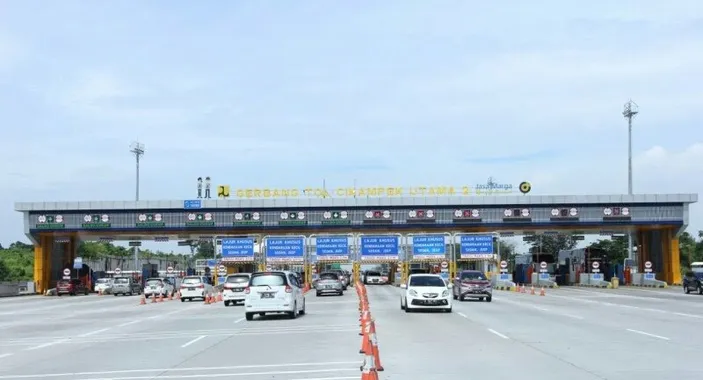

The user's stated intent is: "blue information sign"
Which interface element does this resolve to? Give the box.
[360,235,399,260]
[459,235,494,259]
[592,273,604,281]
[644,273,655,281]
[183,200,202,209]
[316,236,349,260]
[217,276,226,284]
[221,238,255,262]
[266,237,305,262]
[539,273,550,281]
[412,235,446,257]
[499,273,510,281]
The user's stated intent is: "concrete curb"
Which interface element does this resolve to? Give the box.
[627,283,668,288]
[577,283,612,289]
[494,286,514,291]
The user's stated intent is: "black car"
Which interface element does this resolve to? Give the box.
[683,271,702,294]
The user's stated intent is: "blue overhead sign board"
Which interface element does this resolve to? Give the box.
[266,237,305,262]
[183,200,202,209]
[411,235,446,258]
[221,238,255,262]
[315,236,349,261]
[459,235,494,259]
[360,235,399,261]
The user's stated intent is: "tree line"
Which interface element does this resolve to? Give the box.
[1,231,703,282]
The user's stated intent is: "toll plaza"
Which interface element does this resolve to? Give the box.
[14,193,697,294]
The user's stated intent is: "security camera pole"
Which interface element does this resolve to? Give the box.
[623,100,638,262]
[130,141,145,271]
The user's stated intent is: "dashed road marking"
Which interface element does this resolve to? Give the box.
[24,339,69,351]
[118,320,141,327]
[180,335,206,348]
[78,328,111,338]
[487,328,509,339]
[234,317,244,324]
[0,353,13,359]
[626,329,670,341]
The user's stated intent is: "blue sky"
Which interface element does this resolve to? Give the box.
[1,0,701,252]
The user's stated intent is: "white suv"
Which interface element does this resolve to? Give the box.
[179,276,214,302]
[223,273,251,306]
[400,274,452,313]
[244,271,306,321]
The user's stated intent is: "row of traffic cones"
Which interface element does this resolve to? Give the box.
[139,291,179,305]
[514,284,546,296]
[356,281,384,380]
[203,292,224,305]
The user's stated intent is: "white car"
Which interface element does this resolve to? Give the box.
[244,271,306,321]
[94,278,113,294]
[223,273,251,306]
[179,276,214,302]
[364,271,385,285]
[143,277,175,298]
[400,274,452,313]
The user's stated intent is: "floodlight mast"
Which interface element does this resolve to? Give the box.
[129,141,145,271]
[622,100,638,262]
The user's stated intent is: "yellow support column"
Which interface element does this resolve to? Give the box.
[669,231,682,285]
[34,236,53,294]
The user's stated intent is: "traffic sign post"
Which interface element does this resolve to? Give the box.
[217,264,227,276]
[440,261,449,271]
[167,266,174,274]
[539,261,548,273]
[500,260,508,273]
[62,268,71,280]
[592,261,600,273]
[114,268,122,275]
[644,261,653,273]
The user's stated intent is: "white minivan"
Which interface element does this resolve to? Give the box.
[223,273,251,306]
[244,271,306,321]
[179,276,214,302]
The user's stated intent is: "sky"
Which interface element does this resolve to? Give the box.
[0,0,701,253]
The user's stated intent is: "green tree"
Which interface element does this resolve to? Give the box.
[527,235,578,255]
[194,241,215,259]
[587,238,628,264]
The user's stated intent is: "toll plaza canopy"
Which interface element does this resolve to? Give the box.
[15,193,697,293]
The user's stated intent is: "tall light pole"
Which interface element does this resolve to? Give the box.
[129,141,145,271]
[623,100,638,261]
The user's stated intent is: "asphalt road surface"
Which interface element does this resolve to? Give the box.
[0,285,702,379]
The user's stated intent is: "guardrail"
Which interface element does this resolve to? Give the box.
[0,281,36,297]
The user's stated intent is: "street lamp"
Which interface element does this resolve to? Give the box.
[622,100,639,262]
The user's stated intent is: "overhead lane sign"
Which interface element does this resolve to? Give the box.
[411,235,446,259]
[221,238,255,262]
[360,235,399,261]
[315,236,349,261]
[459,235,494,259]
[265,237,305,262]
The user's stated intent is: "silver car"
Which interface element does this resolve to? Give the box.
[315,272,344,296]
[143,278,175,298]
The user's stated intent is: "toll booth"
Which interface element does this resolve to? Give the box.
[217,236,259,286]
[262,235,306,284]
[358,234,402,284]
[310,234,353,285]
[455,234,498,279]
[407,233,452,283]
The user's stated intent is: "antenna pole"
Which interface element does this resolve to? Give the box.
[129,141,145,271]
[622,101,639,262]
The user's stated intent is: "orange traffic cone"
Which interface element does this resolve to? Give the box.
[368,321,384,371]
[360,331,379,380]
[217,292,223,302]
[158,293,164,303]
[540,287,546,296]
[151,294,157,303]
[98,288,103,296]
[359,310,371,337]
[204,294,210,305]
[168,292,173,301]
[139,294,146,305]
[530,286,535,295]
[359,319,372,354]
[175,291,181,300]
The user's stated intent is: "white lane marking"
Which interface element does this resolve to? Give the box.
[180,335,207,348]
[0,353,13,359]
[494,297,584,320]
[24,339,69,351]
[0,361,362,379]
[234,317,244,324]
[146,315,160,320]
[65,368,359,380]
[626,329,670,341]
[487,328,509,340]
[78,328,111,338]
[457,312,468,318]
[118,320,141,327]
[549,294,703,319]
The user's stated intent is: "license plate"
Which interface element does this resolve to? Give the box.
[261,293,274,299]
[188,287,194,291]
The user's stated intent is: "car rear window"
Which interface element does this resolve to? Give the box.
[114,278,129,284]
[58,280,70,286]
[146,279,163,286]
[320,273,338,280]
[366,271,381,276]
[182,277,202,284]
[461,272,486,280]
[250,273,287,287]
[226,275,250,284]
[96,278,111,284]
[409,276,446,287]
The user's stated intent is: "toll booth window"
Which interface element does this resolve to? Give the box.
[460,272,486,281]
[409,276,445,287]
[226,275,249,284]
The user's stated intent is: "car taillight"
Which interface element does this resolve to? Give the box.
[244,287,250,294]
[196,284,204,289]
[285,285,293,293]
[180,285,188,289]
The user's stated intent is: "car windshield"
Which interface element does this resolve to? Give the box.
[320,273,339,280]
[409,276,446,287]
[182,277,202,285]
[226,275,249,284]
[146,279,163,286]
[96,278,111,284]
[461,272,487,281]
[250,273,286,287]
[366,271,381,276]
[114,278,129,284]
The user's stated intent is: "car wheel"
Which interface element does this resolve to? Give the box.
[699,286,703,295]
[486,295,493,302]
[316,292,321,296]
[685,286,691,294]
[289,302,298,319]
[128,292,133,296]
[180,298,185,302]
[113,293,118,297]
[400,299,405,310]
[299,300,306,315]
[404,298,411,313]
[446,307,452,313]
[224,301,230,307]
[245,313,254,321]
